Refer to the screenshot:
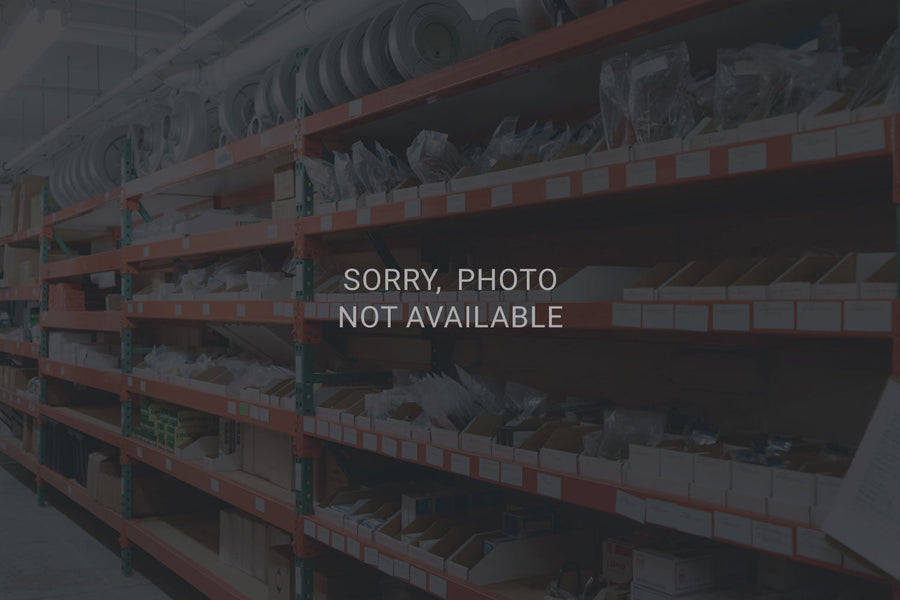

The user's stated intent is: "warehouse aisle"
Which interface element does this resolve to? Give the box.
[0,461,197,600]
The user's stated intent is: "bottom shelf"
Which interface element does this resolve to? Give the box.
[39,464,124,531]
[0,435,38,473]
[126,515,268,600]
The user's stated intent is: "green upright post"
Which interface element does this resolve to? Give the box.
[36,184,51,507]
[120,137,137,576]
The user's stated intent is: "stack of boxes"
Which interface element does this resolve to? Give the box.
[218,508,291,584]
[137,400,218,452]
[49,283,86,311]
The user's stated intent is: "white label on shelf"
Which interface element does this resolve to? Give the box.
[404,199,421,219]
[320,215,333,231]
[479,458,500,481]
[611,303,641,328]
[210,478,219,493]
[181,237,190,250]
[357,207,371,225]
[642,304,674,329]
[411,567,427,590]
[250,405,260,421]
[728,143,767,173]
[626,160,657,187]
[142,246,150,258]
[136,446,143,458]
[317,526,330,544]
[674,305,708,332]
[792,130,836,162]
[363,547,378,566]
[202,303,210,316]
[346,537,361,559]
[165,458,172,471]
[425,446,444,467]
[714,512,752,546]
[797,527,841,565]
[491,184,513,207]
[615,491,645,523]
[236,304,246,318]
[138,303,143,314]
[753,301,794,330]
[259,407,270,423]
[331,533,345,552]
[751,521,793,556]
[645,499,678,528]
[546,176,571,200]
[328,423,342,441]
[61,366,65,376]
[844,301,891,332]
[303,418,315,434]
[260,130,271,148]
[501,463,523,487]
[215,147,233,169]
[581,168,610,194]
[382,437,398,457]
[429,576,448,599]
[67,484,72,496]
[401,441,418,460]
[348,99,363,117]
[673,506,712,538]
[536,473,562,499]
[174,304,182,316]
[343,427,357,445]
[394,560,410,581]
[676,151,711,178]
[796,301,841,332]
[363,433,378,452]
[713,304,750,331]
[304,519,317,537]
[451,454,470,476]
[227,401,237,415]
[837,119,885,156]
[267,224,278,239]
[316,420,329,437]
[446,193,465,213]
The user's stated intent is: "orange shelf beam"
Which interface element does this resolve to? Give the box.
[39,405,122,448]
[126,376,296,435]
[40,359,121,394]
[123,438,296,531]
[0,286,40,301]
[42,310,121,332]
[0,338,40,359]
[121,218,296,264]
[0,226,41,247]
[43,188,120,228]
[124,300,294,325]
[40,465,123,531]
[0,389,38,417]
[42,249,120,280]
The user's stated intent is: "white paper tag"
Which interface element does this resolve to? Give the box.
[382,437,398,457]
[227,401,237,415]
[676,151,711,178]
[615,490,646,523]
[320,215,332,231]
[754,301,794,330]
[201,303,210,316]
[210,478,219,493]
[363,547,378,566]
[410,567,428,590]
[450,454,470,476]
[728,143,767,173]
[645,499,678,528]
[425,445,444,467]
[796,301,841,332]
[435,192,461,216]
[792,130,836,162]
[317,526,330,545]
[254,497,266,513]
[401,441,418,460]
[479,458,500,481]
[713,304,750,331]
[582,168,610,193]
[674,305,708,332]
[348,99,363,117]
[363,432,378,451]
[752,521,793,555]
[491,184,513,207]
[394,560,410,580]
[215,147,233,169]
[136,447,143,458]
[545,176,571,200]
[236,304,246,318]
[642,304,674,329]
[343,427,357,445]
[304,520,316,537]
[673,506,712,538]
[378,554,393,575]
[797,527,841,565]
[404,199,421,219]
[329,423,342,441]
[346,537,361,558]
[429,576,447,599]
[844,301,891,332]
[501,463,523,487]
[536,473,562,499]
[357,207,371,225]
[626,160,657,187]
[331,533,345,551]
[837,120,885,156]
[165,458,172,471]
[611,303,641,328]
[714,512,752,546]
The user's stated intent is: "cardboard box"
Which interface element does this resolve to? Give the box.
[632,545,714,595]
[550,266,648,302]
[273,164,295,201]
[768,256,840,300]
[539,425,602,474]
[814,252,895,299]
[243,425,293,490]
[604,534,650,584]
[515,422,576,466]
[578,453,625,483]
[860,255,897,299]
[726,490,767,515]
[629,444,662,478]
[727,257,797,300]
[271,199,295,220]
[624,263,686,301]
[268,545,293,600]
[657,261,718,301]
[690,259,760,301]
[460,414,503,455]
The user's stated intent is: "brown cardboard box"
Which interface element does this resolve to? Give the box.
[268,545,293,600]
[3,247,39,286]
[271,199,295,220]
[105,295,122,311]
[273,164,295,201]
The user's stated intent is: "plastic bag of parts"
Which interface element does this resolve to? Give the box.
[455,365,504,416]
[503,381,548,423]
[299,156,339,204]
[375,142,414,189]
[583,408,666,460]
[352,140,391,194]
[690,73,716,121]
[543,580,577,600]
[539,125,572,162]
[781,14,841,54]
[571,114,604,150]
[628,42,695,144]
[851,29,898,109]
[476,116,520,173]
[598,53,632,149]
[406,130,463,184]
[521,121,556,161]
[413,373,477,431]
[333,151,365,202]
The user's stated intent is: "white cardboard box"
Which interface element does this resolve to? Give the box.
[578,454,625,483]
[726,490,767,515]
[632,546,714,596]
[730,462,773,496]
[814,252,895,299]
[727,257,797,300]
[768,256,841,300]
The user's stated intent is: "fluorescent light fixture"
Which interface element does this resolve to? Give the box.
[0,7,65,94]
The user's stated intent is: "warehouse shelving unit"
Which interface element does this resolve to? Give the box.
[0,0,897,598]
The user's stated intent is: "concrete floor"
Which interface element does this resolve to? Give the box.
[0,457,204,600]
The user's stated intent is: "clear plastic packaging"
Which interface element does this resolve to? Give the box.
[332,151,365,202]
[521,121,555,161]
[352,140,390,194]
[375,141,414,189]
[851,30,898,109]
[539,125,572,162]
[475,116,520,173]
[628,42,695,144]
[502,381,548,423]
[598,53,632,149]
[299,156,339,204]
[571,113,604,150]
[583,408,666,460]
[405,130,463,183]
